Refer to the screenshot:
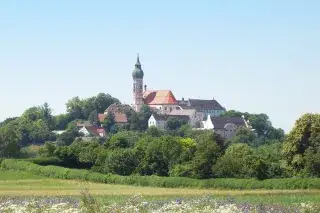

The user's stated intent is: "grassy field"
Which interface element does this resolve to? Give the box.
[0,171,320,205]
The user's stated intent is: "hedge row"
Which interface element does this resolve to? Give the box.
[1,159,320,189]
[21,157,64,166]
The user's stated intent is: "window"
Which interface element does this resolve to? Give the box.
[164,107,167,110]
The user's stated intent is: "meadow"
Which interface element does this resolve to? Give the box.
[1,170,320,212]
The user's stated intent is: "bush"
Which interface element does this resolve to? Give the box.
[22,157,64,166]
[19,145,42,158]
[2,159,320,189]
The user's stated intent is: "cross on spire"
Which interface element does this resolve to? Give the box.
[135,52,141,67]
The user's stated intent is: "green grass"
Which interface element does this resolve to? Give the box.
[0,170,320,205]
[0,170,43,180]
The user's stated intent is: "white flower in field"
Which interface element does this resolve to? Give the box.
[300,202,314,212]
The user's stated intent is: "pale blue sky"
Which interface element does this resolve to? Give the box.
[0,0,319,132]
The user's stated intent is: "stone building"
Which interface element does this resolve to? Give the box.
[178,98,226,117]
[201,115,252,139]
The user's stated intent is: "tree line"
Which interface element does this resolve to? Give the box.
[0,92,319,179]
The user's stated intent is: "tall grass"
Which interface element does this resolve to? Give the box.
[2,159,320,190]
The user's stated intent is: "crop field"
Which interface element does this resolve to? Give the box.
[0,171,320,212]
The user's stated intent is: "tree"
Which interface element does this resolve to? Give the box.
[56,128,82,146]
[94,93,120,113]
[100,149,138,176]
[146,126,163,137]
[128,105,152,131]
[66,96,83,119]
[0,117,18,128]
[39,102,54,130]
[135,136,183,176]
[66,93,120,120]
[102,112,115,133]
[282,113,320,176]
[105,131,141,149]
[165,117,188,131]
[230,126,258,146]
[191,133,222,179]
[88,110,99,125]
[0,122,22,157]
[213,143,257,178]
[54,114,72,130]
[38,141,57,157]
[137,105,152,131]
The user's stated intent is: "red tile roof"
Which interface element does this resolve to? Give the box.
[98,113,128,123]
[98,114,106,122]
[114,113,128,123]
[143,90,178,105]
[85,126,100,137]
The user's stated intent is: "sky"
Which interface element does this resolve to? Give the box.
[0,0,319,132]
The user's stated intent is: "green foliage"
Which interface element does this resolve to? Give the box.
[88,110,99,125]
[97,149,138,175]
[283,113,320,176]
[105,131,141,149]
[3,159,320,190]
[38,141,57,157]
[102,112,115,133]
[135,135,184,176]
[221,110,285,142]
[146,126,163,137]
[165,117,188,131]
[66,93,120,120]
[213,143,257,178]
[128,105,152,131]
[230,126,258,146]
[0,117,18,128]
[53,113,73,130]
[56,128,82,146]
[20,144,41,158]
[0,122,22,158]
[191,133,222,179]
[22,157,63,166]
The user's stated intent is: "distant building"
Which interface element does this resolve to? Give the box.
[98,113,128,125]
[130,54,225,117]
[98,103,130,125]
[201,115,251,139]
[131,53,182,113]
[169,109,204,128]
[148,114,190,130]
[78,126,106,138]
[143,90,182,113]
[104,103,133,115]
[178,98,226,117]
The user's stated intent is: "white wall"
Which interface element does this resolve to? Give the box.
[148,115,157,128]
[79,126,90,136]
[150,105,182,113]
[148,115,166,130]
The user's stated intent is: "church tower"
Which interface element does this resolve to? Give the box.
[132,53,144,112]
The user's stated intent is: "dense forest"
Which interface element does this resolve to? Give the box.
[0,92,319,179]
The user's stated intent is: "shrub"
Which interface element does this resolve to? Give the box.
[2,159,320,190]
[22,157,63,166]
[19,145,42,158]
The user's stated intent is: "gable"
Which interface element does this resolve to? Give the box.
[144,90,178,105]
[211,117,245,129]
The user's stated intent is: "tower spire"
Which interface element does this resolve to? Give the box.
[135,52,141,67]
